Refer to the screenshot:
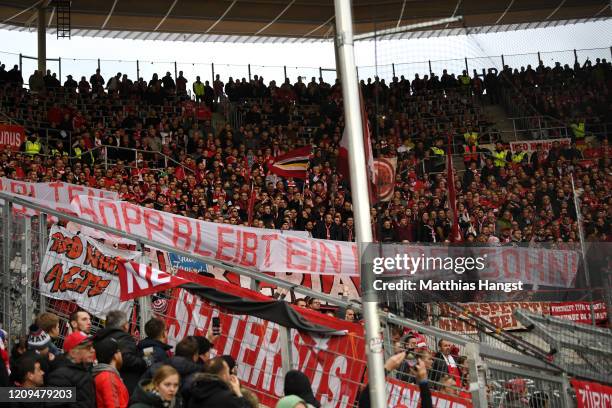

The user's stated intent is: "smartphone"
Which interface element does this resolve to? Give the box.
[212,317,221,336]
[405,352,418,369]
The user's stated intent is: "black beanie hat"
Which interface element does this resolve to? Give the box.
[284,370,321,408]
[93,337,119,364]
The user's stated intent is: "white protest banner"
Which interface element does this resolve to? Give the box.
[0,177,117,217]
[69,196,578,287]
[39,225,140,319]
[509,138,571,154]
[70,195,360,277]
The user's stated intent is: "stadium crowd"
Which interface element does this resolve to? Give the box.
[0,60,606,407]
[0,58,609,246]
[0,308,496,408]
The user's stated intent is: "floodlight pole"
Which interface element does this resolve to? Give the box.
[334,1,386,407]
[570,175,596,326]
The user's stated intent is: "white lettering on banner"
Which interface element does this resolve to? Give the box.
[39,225,139,319]
[118,259,188,301]
[69,196,578,287]
[164,288,366,408]
[0,124,26,151]
[71,195,360,277]
[0,177,118,219]
[387,377,471,408]
[571,379,612,408]
[509,138,571,154]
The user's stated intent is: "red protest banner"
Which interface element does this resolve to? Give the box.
[549,301,608,325]
[164,287,366,408]
[386,377,472,407]
[0,124,26,151]
[571,378,612,408]
[118,259,191,301]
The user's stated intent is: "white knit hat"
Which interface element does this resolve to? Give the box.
[27,324,52,350]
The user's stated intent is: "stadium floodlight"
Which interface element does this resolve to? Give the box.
[353,16,463,41]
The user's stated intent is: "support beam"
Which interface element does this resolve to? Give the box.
[37,5,46,73]
[353,16,462,40]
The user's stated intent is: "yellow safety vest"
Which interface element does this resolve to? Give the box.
[193,82,205,96]
[571,122,585,139]
[512,151,526,163]
[464,132,478,144]
[25,140,41,155]
[459,75,471,86]
[51,149,68,157]
[74,147,94,163]
[431,147,445,156]
[493,150,508,167]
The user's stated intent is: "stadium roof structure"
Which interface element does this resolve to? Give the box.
[0,0,610,43]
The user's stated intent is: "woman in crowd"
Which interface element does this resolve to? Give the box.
[130,365,183,408]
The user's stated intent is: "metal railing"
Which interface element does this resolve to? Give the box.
[2,46,610,87]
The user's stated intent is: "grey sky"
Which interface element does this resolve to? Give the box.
[0,20,609,84]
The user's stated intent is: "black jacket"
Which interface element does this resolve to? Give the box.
[430,352,450,384]
[358,380,432,408]
[187,373,250,408]
[129,379,184,408]
[45,357,95,408]
[142,356,201,400]
[137,338,172,365]
[95,327,147,396]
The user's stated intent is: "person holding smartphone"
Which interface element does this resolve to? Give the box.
[358,352,432,408]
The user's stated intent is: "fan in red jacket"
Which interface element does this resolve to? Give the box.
[92,336,129,408]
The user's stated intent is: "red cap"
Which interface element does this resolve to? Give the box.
[63,331,92,353]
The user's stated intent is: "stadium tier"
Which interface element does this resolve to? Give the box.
[0,58,609,245]
[0,4,611,407]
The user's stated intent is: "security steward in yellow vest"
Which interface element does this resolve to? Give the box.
[193,76,205,103]
[458,70,471,95]
[492,142,509,167]
[570,118,585,144]
[463,126,479,145]
[510,144,528,165]
[24,133,42,156]
[429,138,446,172]
[72,139,94,165]
[50,141,69,157]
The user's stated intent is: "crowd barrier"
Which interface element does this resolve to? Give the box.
[0,187,610,407]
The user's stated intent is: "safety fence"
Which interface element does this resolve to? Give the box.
[0,190,610,407]
[1,46,611,86]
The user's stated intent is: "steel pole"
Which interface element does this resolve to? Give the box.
[38,213,47,313]
[23,217,32,337]
[37,6,46,73]
[334,1,386,407]
[2,203,12,342]
[571,175,596,326]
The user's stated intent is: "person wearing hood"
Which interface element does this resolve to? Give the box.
[96,310,147,396]
[93,336,129,408]
[276,395,308,408]
[130,364,183,408]
[142,337,202,401]
[283,370,321,408]
[187,356,250,408]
